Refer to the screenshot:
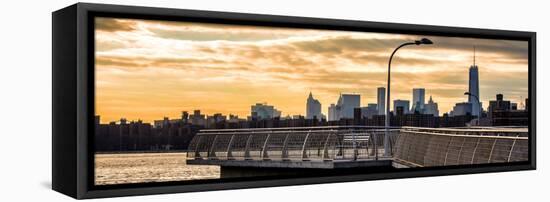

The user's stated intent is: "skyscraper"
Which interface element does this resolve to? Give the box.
[339,94,360,119]
[360,103,378,119]
[487,94,511,119]
[327,93,360,120]
[328,104,339,121]
[306,92,323,120]
[251,103,281,120]
[393,99,410,115]
[411,88,425,113]
[377,87,385,115]
[450,102,473,117]
[424,95,439,117]
[468,47,481,117]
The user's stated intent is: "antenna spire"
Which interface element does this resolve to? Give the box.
[473,46,476,66]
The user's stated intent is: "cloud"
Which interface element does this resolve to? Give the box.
[426,36,528,60]
[150,27,291,42]
[291,36,405,54]
[95,18,136,32]
[96,55,230,69]
[94,17,530,122]
[142,20,315,42]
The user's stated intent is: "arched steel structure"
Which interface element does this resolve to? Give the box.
[187,126,400,162]
[187,126,528,168]
[393,127,528,167]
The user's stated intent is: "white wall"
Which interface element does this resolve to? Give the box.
[0,0,547,201]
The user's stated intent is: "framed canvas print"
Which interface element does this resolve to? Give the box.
[52,3,536,199]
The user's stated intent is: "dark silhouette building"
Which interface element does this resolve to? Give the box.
[95,114,200,152]
[487,94,528,126]
[488,94,511,119]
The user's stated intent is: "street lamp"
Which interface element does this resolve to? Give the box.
[464,92,482,123]
[384,38,433,157]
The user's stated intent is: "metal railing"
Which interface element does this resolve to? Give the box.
[401,127,528,137]
[187,126,529,167]
[187,126,400,162]
[394,127,528,167]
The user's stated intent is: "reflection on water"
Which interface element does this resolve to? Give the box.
[95,152,220,185]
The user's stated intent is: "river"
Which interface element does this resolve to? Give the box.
[95,152,220,185]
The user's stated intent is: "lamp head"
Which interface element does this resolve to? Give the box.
[415,38,433,45]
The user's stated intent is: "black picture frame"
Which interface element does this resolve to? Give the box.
[52,2,536,199]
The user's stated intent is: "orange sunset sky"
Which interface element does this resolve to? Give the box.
[95,17,529,124]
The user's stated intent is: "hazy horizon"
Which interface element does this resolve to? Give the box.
[95,17,529,124]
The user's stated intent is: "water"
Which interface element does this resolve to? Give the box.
[95,152,220,185]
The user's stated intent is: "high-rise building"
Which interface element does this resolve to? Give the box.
[189,110,206,126]
[487,94,528,126]
[450,102,472,117]
[468,47,481,117]
[181,111,189,123]
[511,103,518,110]
[327,93,360,120]
[206,113,226,128]
[251,103,281,120]
[360,103,378,119]
[393,99,410,115]
[339,94,360,119]
[424,95,439,117]
[487,94,511,119]
[395,106,405,116]
[353,108,362,122]
[377,87,386,115]
[411,88,425,113]
[328,103,339,121]
[306,92,323,120]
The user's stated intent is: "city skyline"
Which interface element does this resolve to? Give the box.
[95,89,526,125]
[95,17,529,124]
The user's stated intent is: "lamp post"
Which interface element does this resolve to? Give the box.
[384,38,433,157]
[464,92,482,123]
